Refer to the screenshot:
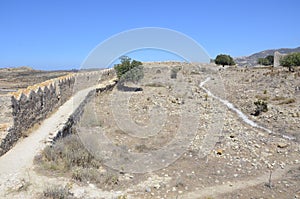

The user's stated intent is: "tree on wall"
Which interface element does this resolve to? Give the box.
[215,54,235,67]
[280,52,300,72]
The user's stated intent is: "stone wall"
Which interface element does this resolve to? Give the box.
[0,68,116,156]
[274,51,287,67]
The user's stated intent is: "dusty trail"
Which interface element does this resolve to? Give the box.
[0,85,98,195]
[182,164,296,198]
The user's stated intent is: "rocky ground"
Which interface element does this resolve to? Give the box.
[0,63,300,198]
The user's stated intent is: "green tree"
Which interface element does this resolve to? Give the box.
[280,52,300,72]
[257,55,274,66]
[258,58,269,65]
[114,56,144,91]
[114,56,143,83]
[215,54,235,67]
[265,55,274,65]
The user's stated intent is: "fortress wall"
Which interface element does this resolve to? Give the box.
[49,79,117,144]
[0,68,116,156]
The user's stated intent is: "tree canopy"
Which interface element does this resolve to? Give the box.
[280,52,300,71]
[215,54,235,67]
[114,56,143,83]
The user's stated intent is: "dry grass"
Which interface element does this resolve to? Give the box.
[42,185,72,199]
[39,134,96,170]
[271,96,287,101]
[271,96,296,105]
[144,82,166,87]
[34,133,121,189]
[71,167,102,183]
[277,98,296,105]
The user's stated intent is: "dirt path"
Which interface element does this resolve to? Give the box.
[0,85,99,196]
[182,164,297,199]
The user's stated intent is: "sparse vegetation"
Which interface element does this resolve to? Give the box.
[277,98,295,105]
[42,185,72,199]
[34,133,122,190]
[71,167,102,183]
[271,96,296,105]
[252,100,268,116]
[215,54,235,67]
[39,134,96,170]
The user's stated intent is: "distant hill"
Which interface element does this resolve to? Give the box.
[235,47,300,66]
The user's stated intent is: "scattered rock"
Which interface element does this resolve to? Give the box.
[216,149,223,155]
[145,187,151,193]
[277,142,288,148]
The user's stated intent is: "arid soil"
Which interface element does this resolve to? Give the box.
[0,67,71,95]
[1,63,300,199]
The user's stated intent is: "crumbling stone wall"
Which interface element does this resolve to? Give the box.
[0,68,116,156]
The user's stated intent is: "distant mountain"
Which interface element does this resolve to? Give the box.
[235,47,300,66]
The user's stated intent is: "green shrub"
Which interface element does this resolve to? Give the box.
[114,56,143,83]
[252,100,268,116]
[280,52,300,71]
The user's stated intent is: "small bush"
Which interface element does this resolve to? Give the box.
[43,185,72,199]
[104,173,119,186]
[37,134,101,171]
[252,100,268,116]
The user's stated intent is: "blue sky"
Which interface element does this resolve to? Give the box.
[0,0,300,70]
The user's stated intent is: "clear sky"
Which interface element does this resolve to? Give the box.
[1,0,299,70]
